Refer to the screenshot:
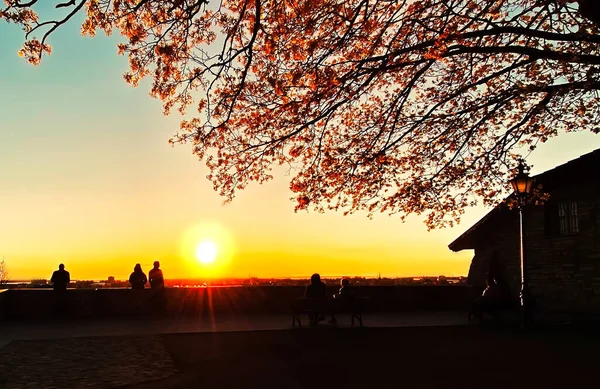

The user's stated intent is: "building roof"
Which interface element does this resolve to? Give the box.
[448,148,600,252]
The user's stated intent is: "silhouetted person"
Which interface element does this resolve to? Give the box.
[489,252,514,306]
[495,276,513,307]
[129,264,147,290]
[469,277,502,321]
[335,278,353,299]
[305,273,327,325]
[51,263,70,291]
[330,278,354,325]
[482,278,501,304]
[149,261,164,289]
[149,261,166,313]
[51,264,70,318]
[305,273,327,298]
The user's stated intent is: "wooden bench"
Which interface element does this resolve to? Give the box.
[292,297,368,328]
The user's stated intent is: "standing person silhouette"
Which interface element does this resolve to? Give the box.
[149,261,164,289]
[50,264,70,317]
[51,263,70,291]
[149,261,166,313]
[129,264,147,290]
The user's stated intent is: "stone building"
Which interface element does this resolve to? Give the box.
[449,149,600,314]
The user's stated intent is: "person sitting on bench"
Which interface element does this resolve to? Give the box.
[469,277,504,321]
[305,273,327,325]
[329,278,354,325]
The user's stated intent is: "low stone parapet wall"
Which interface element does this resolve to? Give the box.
[0,285,473,320]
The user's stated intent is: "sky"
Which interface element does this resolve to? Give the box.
[1,8,599,281]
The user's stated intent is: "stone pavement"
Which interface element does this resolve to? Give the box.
[0,312,598,388]
[131,326,600,389]
[0,336,176,389]
[0,311,466,344]
[0,312,466,388]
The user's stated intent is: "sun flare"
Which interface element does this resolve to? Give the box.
[196,241,218,264]
[180,221,236,277]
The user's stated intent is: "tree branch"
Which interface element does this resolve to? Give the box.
[446,44,600,64]
[56,0,75,8]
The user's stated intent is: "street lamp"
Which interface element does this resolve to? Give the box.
[510,162,536,327]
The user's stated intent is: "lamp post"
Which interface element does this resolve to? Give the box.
[510,162,536,328]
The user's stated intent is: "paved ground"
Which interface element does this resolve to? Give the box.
[1,312,597,388]
[0,311,466,344]
[0,312,465,388]
[139,326,600,389]
[0,336,175,389]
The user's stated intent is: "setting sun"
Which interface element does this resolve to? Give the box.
[196,241,218,264]
[179,220,236,277]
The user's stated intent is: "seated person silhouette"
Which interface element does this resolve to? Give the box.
[329,278,354,325]
[304,273,327,326]
[336,278,353,299]
[482,278,501,303]
[469,277,503,321]
[129,263,148,290]
[51,263,70,292]
[496,276,514,309]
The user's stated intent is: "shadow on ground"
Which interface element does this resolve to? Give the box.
[124,325,599,389]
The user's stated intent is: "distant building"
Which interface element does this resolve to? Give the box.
[30,279,48,287]
[108,276,115,284]
[449,149,600,315]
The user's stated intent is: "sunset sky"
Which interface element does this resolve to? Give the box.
[1,10,599,281]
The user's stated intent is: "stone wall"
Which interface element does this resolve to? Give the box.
[468,180,600,314]
[0,285,473,320]
[0,290,7,321]
[470,210,521,293]
[524,184,600,312]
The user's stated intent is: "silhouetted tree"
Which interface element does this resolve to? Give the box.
[0,258,8,286]
[2,1,599,227]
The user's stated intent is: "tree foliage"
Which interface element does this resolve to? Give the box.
[2,0,600,228]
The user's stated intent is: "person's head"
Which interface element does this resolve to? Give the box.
[341,278,350,287]
[310,273,321,284]
[134,263,142,272]
[153,261,160,269]
[58,263,65,270]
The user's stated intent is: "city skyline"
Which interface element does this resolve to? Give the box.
[5,272,469,283]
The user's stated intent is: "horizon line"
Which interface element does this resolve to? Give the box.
[7,274,467,282]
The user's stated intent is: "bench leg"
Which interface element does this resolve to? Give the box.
[292,315,302,328]
[351,314,363,327]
